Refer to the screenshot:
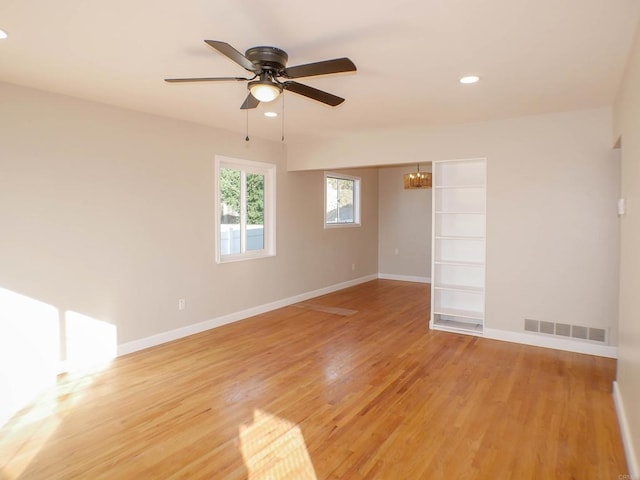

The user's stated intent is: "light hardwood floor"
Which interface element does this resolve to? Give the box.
[0,280,628,479]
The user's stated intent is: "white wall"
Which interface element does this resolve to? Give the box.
[378,165,432,281]
[288,108,620,345]
[0,81,379,421]
[0,82,380,343]
[613,19,640,476]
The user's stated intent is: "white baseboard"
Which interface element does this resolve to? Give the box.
[378,273,431,284]
[613,381,640,479]
[117,274,378,356]
[118,275,618,361]
[483,328,618,359]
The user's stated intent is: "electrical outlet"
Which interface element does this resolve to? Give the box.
[351,263,356,271]
[394,248,399,255]
[178,298,186,310]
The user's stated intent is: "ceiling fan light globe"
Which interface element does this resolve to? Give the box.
[249,81,281,102]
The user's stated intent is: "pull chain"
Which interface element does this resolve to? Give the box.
[245,105,250,142]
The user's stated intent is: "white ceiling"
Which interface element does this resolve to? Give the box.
[1,0,639,142]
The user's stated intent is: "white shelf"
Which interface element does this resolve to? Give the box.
[435,185,484,210]
[434,260,484,267]
[432,317,484,334]
[431,158,486,337]
[434,284,484,293]
[434,159,486,186]
[434,289,484,316]
[436,238,484,264]
[434,263,484,290]
[434,184,485,189]
[433,307,484,321]
[435,211,485,215]
[435,235,484,240]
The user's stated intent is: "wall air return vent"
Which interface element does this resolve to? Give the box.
[523,319,607,344]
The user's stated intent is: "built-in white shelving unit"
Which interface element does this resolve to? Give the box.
[431,158,486,334]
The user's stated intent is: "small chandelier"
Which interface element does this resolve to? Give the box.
[404,163,432,189]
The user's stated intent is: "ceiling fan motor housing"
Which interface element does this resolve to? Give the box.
[245,46,289,73]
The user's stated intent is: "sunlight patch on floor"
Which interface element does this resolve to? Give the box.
[0,288,117,479]
[0,414,61,480]
[0,366,105,479]
[239,409,317,480]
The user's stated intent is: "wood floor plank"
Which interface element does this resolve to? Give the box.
[0,280,628,479]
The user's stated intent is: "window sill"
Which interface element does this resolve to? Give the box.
[324,223,361,229]
[216,251,276,264]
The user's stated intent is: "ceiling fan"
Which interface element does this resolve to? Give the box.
[165,40,356,109]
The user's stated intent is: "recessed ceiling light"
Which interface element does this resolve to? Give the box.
[0,29,8,40]
[264,111,278,118]
[459,75,480,84]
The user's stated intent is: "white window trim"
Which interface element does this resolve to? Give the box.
[214,155,276,263]
[324,171,361,229]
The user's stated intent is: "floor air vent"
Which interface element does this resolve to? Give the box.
[524,319,607,343]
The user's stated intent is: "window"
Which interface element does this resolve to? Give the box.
[215,156,276,263]
[324,172,361,228]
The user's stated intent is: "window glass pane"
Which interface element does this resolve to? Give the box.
[324,173,360,229]
[220,168,241,255]
[216,157,275,263]
[326,177,339,223]
[337,179,354,223]
[246,173,265,251]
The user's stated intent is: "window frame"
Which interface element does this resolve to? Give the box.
[324,171,361,229]
[214,155,276,263]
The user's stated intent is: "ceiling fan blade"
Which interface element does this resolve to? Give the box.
[165,76,251,83]
[204,40,256,72]
[283,58,356,79]
[283,81,345,106]
[240,93,260,110]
